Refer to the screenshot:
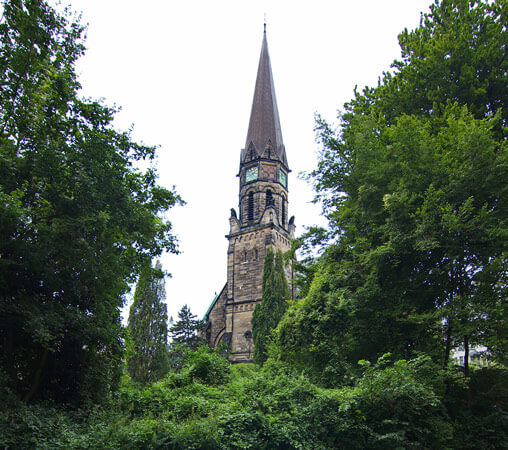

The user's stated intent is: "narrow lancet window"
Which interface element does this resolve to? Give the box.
[281,198,286,226]
[266,189,273,207]
[248,192,254,221]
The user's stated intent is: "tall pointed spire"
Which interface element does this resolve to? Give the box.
[242,28,288,167]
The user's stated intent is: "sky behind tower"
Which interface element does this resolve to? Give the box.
[62,0,433,323]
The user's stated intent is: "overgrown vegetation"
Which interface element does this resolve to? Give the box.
[252,248,290,365]
[2,347,507,448]
[1,0,507,448]
[0,350,475,449]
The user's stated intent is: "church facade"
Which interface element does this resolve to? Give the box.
[203,29,295,363]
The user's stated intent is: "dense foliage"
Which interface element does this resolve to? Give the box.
[127,261,170,384]
[275,0,508,384]
[3,347,508,448]
[0,0,181,405]
[1,350,474,449]
[252,248,290,365]
[2,0,507,447]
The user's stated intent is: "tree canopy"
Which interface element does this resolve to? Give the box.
[0,0,181,404]
[275,0,508,383]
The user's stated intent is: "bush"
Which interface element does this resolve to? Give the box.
[354,356,453,448]
[183,346,231,386]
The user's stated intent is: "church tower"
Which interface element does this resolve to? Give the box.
[204,28,294,363]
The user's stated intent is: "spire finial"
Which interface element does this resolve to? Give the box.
[264,13,266,33]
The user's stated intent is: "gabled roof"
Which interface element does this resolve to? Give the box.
[203,283,227,321]
[241,28,288,168]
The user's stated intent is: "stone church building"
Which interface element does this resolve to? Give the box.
[203,29,295,363]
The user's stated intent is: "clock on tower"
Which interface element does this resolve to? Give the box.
[245,166,258,183]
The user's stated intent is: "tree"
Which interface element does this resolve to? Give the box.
[169,304,203,350]
[127,261,169,384]
[0,0,181,405]
[346,0,508,129]
[252,248,290,365]
[275,0,508,384]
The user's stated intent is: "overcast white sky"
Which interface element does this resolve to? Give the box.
[63,0,432,323]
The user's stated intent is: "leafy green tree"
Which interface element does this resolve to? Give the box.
[275,0,508,384]
[169,304,203,350]
[127,261,169,384]
[348,0,508,129]
[0,0,181,404]
[252,248,290,365]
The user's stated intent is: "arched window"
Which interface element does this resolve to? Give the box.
[248,192,254,221]
[266,189,273,207]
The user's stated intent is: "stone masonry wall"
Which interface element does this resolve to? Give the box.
[205,284,228,348]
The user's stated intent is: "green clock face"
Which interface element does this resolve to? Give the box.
[246,166,258,183]
[279,169,287,187]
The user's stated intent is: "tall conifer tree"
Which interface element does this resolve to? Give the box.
[169,304,203,350]
[127,261,169,384]
[252,248,290,365]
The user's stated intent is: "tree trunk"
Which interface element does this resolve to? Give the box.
[3,327,16,386]
[443,318,452,368]
[23,348,48,403]
[464,335,472,411]
[463,335,470,377]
